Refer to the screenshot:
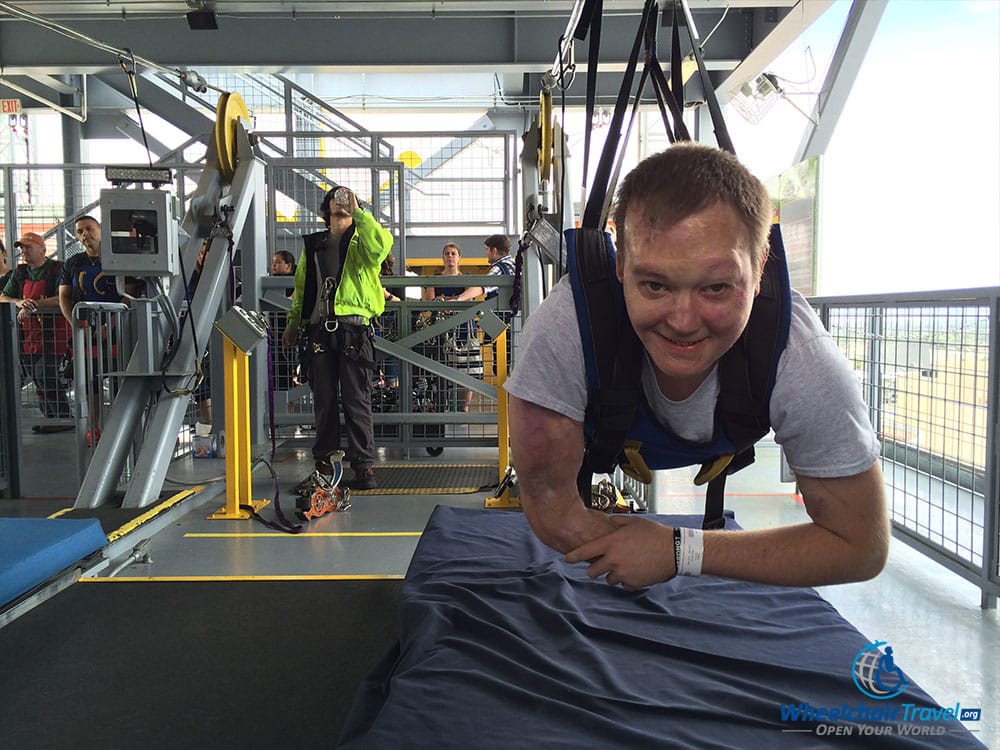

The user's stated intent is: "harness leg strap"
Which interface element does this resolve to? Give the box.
[703,473,728,530]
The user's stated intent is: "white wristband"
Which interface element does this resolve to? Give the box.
[677,527,704,576]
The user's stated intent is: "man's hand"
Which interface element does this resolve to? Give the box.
[282,325,298,349]
[17,298,38,313]
[565,516,676,589]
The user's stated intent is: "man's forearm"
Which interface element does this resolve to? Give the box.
[701,466,888,586]
[509,395,615,553]
[701,521,886,587]
[58,287,74,324]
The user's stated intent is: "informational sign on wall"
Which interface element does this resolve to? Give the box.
[765,155,820,296]
[1,99,22,115]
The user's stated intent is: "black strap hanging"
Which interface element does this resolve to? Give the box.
[579,0,603,198]
[581,0,657,229]
[678,2,735,154]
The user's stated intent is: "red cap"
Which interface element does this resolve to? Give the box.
[14,231,46,251]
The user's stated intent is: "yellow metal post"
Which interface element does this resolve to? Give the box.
[208,337,268,519]
[486,327,520,509]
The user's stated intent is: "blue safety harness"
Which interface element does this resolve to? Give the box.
[567,225,792,529]
[562,0,793,528]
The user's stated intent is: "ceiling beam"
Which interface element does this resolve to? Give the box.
[0,10,750,73]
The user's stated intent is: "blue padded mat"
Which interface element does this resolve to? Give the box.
[339,506,985,749]
[0,518,106,607]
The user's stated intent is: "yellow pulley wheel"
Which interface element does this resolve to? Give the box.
[213,91,249,182]
[538,89,553,181]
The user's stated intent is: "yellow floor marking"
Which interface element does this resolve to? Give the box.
[182,531,422,538]
[82,574,405,582]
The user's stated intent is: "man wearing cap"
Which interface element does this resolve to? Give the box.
[1,232,73,430]
[282,185,392,494]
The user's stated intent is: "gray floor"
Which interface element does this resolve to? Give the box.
[3,432,998,746]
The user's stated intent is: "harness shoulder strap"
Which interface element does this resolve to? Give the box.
[701,224,792,529]
[569,228,643,506]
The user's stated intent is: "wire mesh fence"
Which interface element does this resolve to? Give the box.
[812,290,998,602]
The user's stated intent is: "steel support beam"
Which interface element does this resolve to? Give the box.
[795,0,887,162]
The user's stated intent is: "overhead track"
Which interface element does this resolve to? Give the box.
[0,1,215,95]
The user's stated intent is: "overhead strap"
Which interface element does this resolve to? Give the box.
[570,229,643,507]
[643,4,690,145]
[581,0,657,230]
[678,0,735,154]
[671,6,685,114]
[580,0,603,197]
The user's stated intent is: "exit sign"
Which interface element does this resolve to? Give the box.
[1,99,21,115]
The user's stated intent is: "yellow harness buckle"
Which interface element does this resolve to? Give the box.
[620,441,653,484]
[694,454,734,486]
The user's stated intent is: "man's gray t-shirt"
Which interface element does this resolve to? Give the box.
[505,277,879,478]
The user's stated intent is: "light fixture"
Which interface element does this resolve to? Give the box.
[105,165,173,186]
[729,72,818,126]
[729,72,782,125]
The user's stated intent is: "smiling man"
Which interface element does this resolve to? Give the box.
[506,143,888,590]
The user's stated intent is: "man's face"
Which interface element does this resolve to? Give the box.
[485,244,500,264]
[19,241,46,269]
[617,200,760,401]
[75,219,101,254]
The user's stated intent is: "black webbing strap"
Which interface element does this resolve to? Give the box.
[703,448,757,529]
[573,229,643,506]
[581,0,656,229]
[580,0,603,197]
[671,7,685,116]
[678,3,735,154]
[243,336,303,534]
[644,5,690,145]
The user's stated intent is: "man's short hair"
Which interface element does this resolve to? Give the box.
[75,214,100,226]
[484,234,511,255]
[612,143,772,274]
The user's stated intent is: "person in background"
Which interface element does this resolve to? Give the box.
[58,215,123,324]
[0,232,73,431]
[450,234,516,305]
[272,250,296,277]
[282,185,393,492]
[423,242,480,412]
[269,249,297,390]
[422,242,464,303]
[0,238,12,292]
[506,143,889,590]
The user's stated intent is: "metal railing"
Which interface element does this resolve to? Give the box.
[809,288,999,608]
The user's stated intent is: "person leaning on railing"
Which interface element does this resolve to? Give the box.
[0,232,73,431]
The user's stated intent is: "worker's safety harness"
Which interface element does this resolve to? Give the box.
[297,227,376,383]
[565,0,792,529]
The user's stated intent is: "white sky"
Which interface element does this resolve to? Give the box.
[730,0,1000,295]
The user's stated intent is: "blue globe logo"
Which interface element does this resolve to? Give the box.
[852,640,910,700]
